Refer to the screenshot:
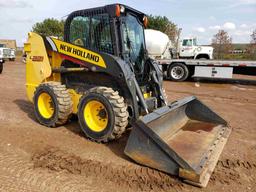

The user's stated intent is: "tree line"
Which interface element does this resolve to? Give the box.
[212,29,256,60]
[32,18,256,60]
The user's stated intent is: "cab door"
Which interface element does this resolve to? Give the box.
[179,39,194,58]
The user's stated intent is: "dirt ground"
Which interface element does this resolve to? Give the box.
[0,59,255,192]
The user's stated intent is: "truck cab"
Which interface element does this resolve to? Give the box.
[179,38,213,59]
[9,48,16,61]
[0,48,10,61]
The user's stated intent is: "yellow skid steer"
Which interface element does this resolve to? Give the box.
[24,4,231,187]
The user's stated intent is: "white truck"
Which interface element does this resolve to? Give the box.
[9,48,16,61]
[145,29,256,81]
[0,47,10,74]
[145,29,214,60]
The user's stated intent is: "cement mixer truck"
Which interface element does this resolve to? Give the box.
[145,29,256,81]
[145,29,213,60]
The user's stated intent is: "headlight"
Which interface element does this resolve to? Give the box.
[197,47,202,52]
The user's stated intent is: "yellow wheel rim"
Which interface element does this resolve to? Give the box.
[84,100,108,132]
[37,92,54,119]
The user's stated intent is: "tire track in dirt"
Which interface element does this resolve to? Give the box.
[0,144,100,192]
[32,146,184,192]
[210,159,256,185]
[218,159,256,169]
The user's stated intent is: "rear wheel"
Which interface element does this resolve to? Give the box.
[78,86,129,142]
[0,62,3,74]
[168,63,189,82]
[33,82,73,127]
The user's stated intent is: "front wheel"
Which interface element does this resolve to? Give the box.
[78,87,129,142]
[167,63,189,82]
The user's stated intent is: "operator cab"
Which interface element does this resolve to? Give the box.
[64,4,148,75]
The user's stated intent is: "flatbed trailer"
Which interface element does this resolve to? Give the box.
[158,59,256,81]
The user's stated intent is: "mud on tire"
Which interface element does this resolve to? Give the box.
[33,82,73,127]
[78,86,129,142]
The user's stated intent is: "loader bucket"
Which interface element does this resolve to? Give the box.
[124,96,231,187]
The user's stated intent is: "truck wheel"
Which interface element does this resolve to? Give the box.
[33,82,73,127]
[0,63,3,74]
[168,63,189,82]
[78,86,129,142]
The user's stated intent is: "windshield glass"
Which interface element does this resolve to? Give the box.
[182,39,193,46]
[122,14,146,73]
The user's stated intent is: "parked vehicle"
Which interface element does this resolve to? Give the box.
[145,29,214,60]
[24,4,230,187]
[0,47,10,74]
[9,48,16,61]
[0,47,10,60]
[145,29,256,81]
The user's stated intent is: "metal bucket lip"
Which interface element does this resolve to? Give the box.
[192,125,231,172]
[180,126,232,187]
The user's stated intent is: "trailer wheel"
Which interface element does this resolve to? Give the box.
[0,63,3,74]
[168,63,189,82]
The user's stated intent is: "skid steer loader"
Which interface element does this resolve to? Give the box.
[24,4,231,187]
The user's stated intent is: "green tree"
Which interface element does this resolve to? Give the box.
[212,30,233,59]
[147,15,180,45]
[32,18,65,39]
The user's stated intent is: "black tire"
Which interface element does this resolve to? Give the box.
[78,86,129,142]
[0,63,3,74]
[33,82,73,127]
[167,63,189,82]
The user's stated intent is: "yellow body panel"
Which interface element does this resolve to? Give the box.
[24,32,52,102]
[47,51,62,82]
[68,89,82,114]
[24,32,107,114]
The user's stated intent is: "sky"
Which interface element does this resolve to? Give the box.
[0,0,255,47]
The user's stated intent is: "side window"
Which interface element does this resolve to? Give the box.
[70,16,90,47]
[193,39,197,46]
[91,14,113,54]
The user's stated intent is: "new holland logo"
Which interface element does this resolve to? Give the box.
[59,44,100,63]
[47,37,106,68]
